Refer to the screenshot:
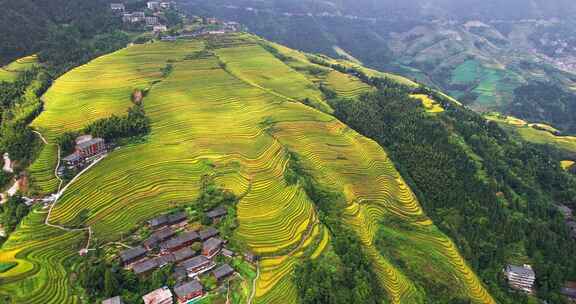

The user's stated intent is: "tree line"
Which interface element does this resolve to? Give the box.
[327,78,576,303]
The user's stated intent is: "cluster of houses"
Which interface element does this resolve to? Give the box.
[110,2,170,33]
[160,18,240,42]
[102,206,256,304]
[61,135,108,171]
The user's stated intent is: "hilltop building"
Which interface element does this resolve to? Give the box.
[504,264,536,293]
[147,1,161,10]
[63,135,107,169]
[145,16,159,26]
[160,2,171,9]
[102,296,123,304]
[123,12,145,23]
[110,3,125,12]
[174,280,204,304]
[143,286,173,304]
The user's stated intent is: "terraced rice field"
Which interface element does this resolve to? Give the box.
[486,113,576,154]
[28,143,60,195]
[4,34,495,303]
[323,70,373,98]
[0,208,84,303]
[0,55,38,82]
[410,94,444,113]
[561,160,575,171]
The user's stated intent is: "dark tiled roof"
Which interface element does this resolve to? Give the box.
[213,264,234,280]
[203,237,223,253]
[152,227,176,241]
[168,212,187,224]
[173,247,195,262]
[173,267,188,281]
[102,296,123,304]
[160,231,199,251]
[77,138,104,150]
[221,248,234,257]
[120,246,147,263]
[152,254,175,267]
[199,227,219,240]
[63,153,81,162]
[179,255,209,270]
[144,235,160,249]
[133,259,158,275]
[148,214,169,228]
[174,280,203,298]
[206,207,227,219]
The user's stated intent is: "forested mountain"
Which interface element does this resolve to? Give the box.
[1,1,576,303]
[0,0,120,65]
[179,0,576,133]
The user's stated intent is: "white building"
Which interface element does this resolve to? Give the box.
[110,3,125,12]
[145,16,159,26]
[504,264,536,294]
[147,1,160,10]
[153,25,168,32]
[142,286,173,304]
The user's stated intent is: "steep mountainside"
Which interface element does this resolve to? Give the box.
[179,0,576,133]
[0,34,496,303]
[0,0,119,65]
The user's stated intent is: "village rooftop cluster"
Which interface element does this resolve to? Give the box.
[110,2,172,33]
[102,206,257,304]
[160,17,241,42]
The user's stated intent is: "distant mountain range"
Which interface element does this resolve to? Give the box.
[179,0,576,133]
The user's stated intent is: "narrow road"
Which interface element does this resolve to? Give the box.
[247,262,260,304]
[33,130,105,253]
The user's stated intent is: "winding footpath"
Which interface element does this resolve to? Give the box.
[247,262,260,304]
[33,130,107,253]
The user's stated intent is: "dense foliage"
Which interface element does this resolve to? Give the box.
[1,0,124,66]
[0,196,30,246]
[77,246,175,304]
[289,152,387,304]
[84,105,151,142]
[329,79,576,303]
[0,69,50,170]
[508,82,576,134]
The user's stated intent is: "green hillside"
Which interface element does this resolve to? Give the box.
[0,34,494,303]
[0,55,39,83]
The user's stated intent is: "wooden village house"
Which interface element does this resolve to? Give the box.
[174,280,204,304]
[202,237,223,258]
[213,263,234,281]
[120,246,147,266]
[142,286,173,304]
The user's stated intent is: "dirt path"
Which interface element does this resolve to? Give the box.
[247,262,260,304]
[33,130,105,253]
